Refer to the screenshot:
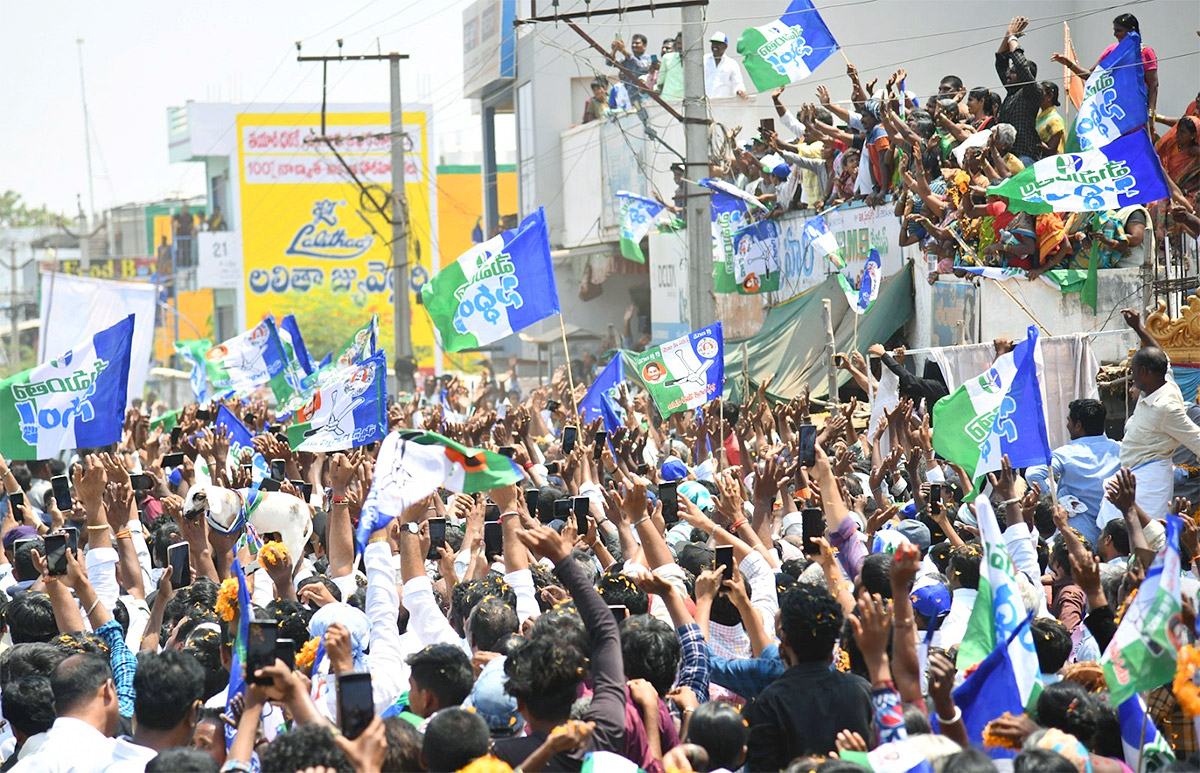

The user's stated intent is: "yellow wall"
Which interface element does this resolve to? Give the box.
[156,289,215,361]
[434,164,517,371]
[236,110,439,373]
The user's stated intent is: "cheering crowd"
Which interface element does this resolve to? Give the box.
[1,7,1200,773]
[695,12,1199,282]
[0,298,1196,773]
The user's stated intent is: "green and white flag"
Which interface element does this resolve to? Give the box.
[1102,515,1184,706]
[301,316,378,393]
[286,351,387,452]
[208,318,288,395]
[632,324,724,418]
[932,326,1051,491]
[174,339,212,403]
[736,0,840,93]
[0,315,133,459]
[421,209,559,353]
[956,495,1042,705]
[616,192,666,263]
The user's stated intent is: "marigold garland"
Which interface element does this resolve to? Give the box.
[834,649,851,673]
[296,637,320,673]
[260,541,289,568]
[216,578,239,622]
[1173,644,1200,718]
[1114,588,1138,624]
[982,719,1022,750]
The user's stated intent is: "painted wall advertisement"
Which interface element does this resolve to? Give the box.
[236,110,440,373]
[775,203,909,300]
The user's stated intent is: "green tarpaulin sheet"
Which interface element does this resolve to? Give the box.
[725,263,915,401]
[618,263,914,407]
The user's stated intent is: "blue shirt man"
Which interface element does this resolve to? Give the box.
[1026,398,1120,545]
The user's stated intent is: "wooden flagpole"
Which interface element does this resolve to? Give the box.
[558,314,579,416]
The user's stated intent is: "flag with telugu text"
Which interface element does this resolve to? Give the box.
[1066,30,1147,152]
[421,208,559,352]
[736,0,839,93]
[932,326,1052,487]
[0,315,133,459]
[1101,515,1183,706]
[988,129,1168,214]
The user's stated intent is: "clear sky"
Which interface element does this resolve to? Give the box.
[0,1,484,216]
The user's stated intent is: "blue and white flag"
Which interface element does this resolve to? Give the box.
[421,208,560,353]
[216,405,270,480]
[617,191,667,263]
[224,556,252,749]
[700,177,769,211]
[1068,31,1147,152]
[952,613,1039,759]
[1118,694,1175,772]
[579,356,625,433]
[736,0,839,93]
[802,214,845,268]
[286,351,387,452]
[632,323,724,418]
[933,325,1052,484]
[0,315,133,459]
[280,314,318,376]
[208,318,288,394]
[731,219,781,283]
[989,129,1168,214]
[836,249,882,314]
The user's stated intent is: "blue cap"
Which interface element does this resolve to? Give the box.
[771,163,790,180]
[910,581,951,621]
[679,480,714,513]
[660,456,689,482]
[465,658,525,737]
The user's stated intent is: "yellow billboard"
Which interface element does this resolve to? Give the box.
[236,110,439,373]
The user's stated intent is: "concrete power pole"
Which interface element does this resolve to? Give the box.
[389,53,414,393]
[682,9,714,331]
[297,49,413,392]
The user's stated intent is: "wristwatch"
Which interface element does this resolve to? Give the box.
[403,522,420,535]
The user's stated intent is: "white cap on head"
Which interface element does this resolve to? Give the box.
[710,31,729,44]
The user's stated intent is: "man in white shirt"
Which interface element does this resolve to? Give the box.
[705,32,747,100]
[107,651,206,772]
[938,543,982,647]
[1118,345,1200,519]
[12,654,120,773]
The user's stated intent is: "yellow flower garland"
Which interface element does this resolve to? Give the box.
[260,541,289,568]
[982,719,1022,750]
[1173,644,1200,718]
[215,578,239,623]
[296,637,320,673]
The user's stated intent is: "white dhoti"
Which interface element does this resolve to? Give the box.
[1096,459,1175,530]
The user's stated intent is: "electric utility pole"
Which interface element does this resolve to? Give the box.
[297,47,414,392]
[681,9,713,330]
